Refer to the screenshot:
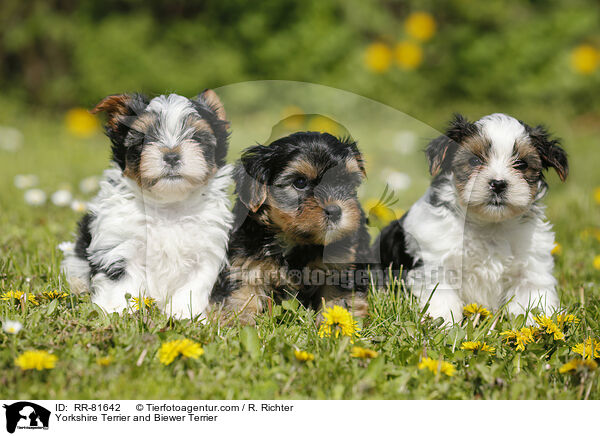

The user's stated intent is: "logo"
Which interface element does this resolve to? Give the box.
[2,402,50,434]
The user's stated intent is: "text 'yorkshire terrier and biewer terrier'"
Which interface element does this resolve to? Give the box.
[212,132,371,325]
[375,113,568,324]
[60,90,233,319]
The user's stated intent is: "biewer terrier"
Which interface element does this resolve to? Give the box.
[375,113,568,324]
[60,90,233,319]
[211,131,371,324]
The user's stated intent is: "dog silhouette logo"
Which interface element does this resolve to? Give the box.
[3,402,50,433]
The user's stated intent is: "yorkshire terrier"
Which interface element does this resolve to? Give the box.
[211,131,371,324]
[60,90,233,319]
[375,113,568,324]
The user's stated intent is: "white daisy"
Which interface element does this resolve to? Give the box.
[393,131,417,155]
[14,174,39,190]
[51,190,73,207]
[3,320,23,334]
[384,170,412,191]
[79,176,100,194]
[24,189,47,206]
[0,126,24,152]
[70,199,87,213]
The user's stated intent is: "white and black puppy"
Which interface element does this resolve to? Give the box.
[59,91,233,319]
[375,113,568,324]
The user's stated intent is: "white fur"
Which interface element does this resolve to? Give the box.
[60,165,233,320]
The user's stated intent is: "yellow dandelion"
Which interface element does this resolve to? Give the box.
[534,315,565,341]
[97,356,114,366]
[294,349,315,362]
[404,12,436,41]
[350,346,379,359]
[65,108,99,138]
[593,255,600,270]
[460,341,496,355]
[572,338,600,359]
[1,291,38,305]
[395,41,423,70]
[365,198,397,225]
[551,243,562,256]
[42,289,69,300]
[364,42,393,73]
[158,339,204,366]
[15,350,58,371]
[131,296,156,311]
[571,44,599,75]
[501,327,537,351]
[418,356,456,376]
[556,313,580,328]
[318,305,361,342]
[559,358,598,374]
[463,303,491,319]
[594,187,600,205]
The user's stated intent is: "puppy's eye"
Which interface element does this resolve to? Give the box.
[292,177,308,190]
[514,159,528,170]
[469,156,482,167]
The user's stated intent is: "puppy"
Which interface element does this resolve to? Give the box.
[59,91,233,319]
[211,132,371,324]
[375,113,568,324]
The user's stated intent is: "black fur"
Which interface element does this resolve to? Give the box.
[522,123,568,182]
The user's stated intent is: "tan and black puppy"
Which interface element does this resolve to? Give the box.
[212,131,371,324]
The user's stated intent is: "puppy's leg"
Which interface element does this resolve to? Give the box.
[320,286,369,318]
[91,273,143,315]
[419,286,464,326]
[166,266,218,320]
[506,286,560,323]
[220,285,268,326]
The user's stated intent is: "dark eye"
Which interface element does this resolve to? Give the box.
[292,176,308,190]
[469,156,482,167]
[514,159,528,170]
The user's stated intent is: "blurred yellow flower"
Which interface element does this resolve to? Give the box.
[365,198,397,225]
[501,327,538,351]
[556,313,580,327]
[594,187,600,204]
[463,303,491,319]
[559,358,597,374]
[131,296,156,311]
[42,290,68,300]
[65,108,99,138]
[594,255,600,270]
[1,290,38,305]
[395,41,423,70]
[364,42,393,73]
[572,337,600,359]
[97,356,114,366]
[418,356,455,376]
[460,341,495,354]
[15,350,58,370]
[534,315,565,341]
[571,44,599,75]
[294,349,314,362]
[350,346,379,359]
[551,243,562,256]
[404,12,436,41]
[318,305,361,342]
[158,339,204,366]
[307,116,340,136]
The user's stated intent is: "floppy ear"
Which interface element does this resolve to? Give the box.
[426,114,477,177]
[341,136,366,177]
[91,94,148,170]
[198,89,227,121]
[527,125,568,182]
[234,146,270,213]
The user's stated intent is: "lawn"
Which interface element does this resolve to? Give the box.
[1,86,600,399]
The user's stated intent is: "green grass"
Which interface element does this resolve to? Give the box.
[1,95,600,399]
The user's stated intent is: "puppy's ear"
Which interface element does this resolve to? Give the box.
[527,124,568,182]
[426,114,477,177]
[234,146,270,212]
[91,94,149,170]
[198,89,227,121]
[342,136,366,177]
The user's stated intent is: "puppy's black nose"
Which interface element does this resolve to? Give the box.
[489,179,507,194]
[324,204,342,222]
[163,152,181,167]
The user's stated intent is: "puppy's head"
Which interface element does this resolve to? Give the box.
[92,90,228,202]
[235,132,366,245]
[426,113,568,222]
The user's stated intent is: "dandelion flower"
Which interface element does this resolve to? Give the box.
[404,12,436,41]
[294,349,314,362]
[15,350,58,370]
[572,338,600,359]
[570,44,599,75]
[559,358,597,374]
[14,174,39,190]
[42,290,69,300]
[534,315,565,341]
[556,313,580,328]
[318,305,361,342]
[131,296,156,310]
[1,291,38,306]
[418,356,455,376]
[97,356,114,366]
[593,255,600,271]
[350,346,379,359]
[65,108,99,138]
[365,198,397,225]
[158,339,204,366]
[79,176,100,194]
[24,189,46,206]
[551,243,562,256]
[3,320,23,334]
[501,327,537,351]
[51,189,73,207]
[364,42,393,73]
[463,303,491,319]
[395,41,423,70]
[460,341,495,355]
[70,199,87,213]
